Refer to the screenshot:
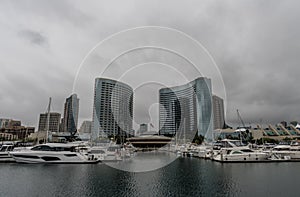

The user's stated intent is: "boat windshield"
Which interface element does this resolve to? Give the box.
[31,145,73,152]
[274,147,290,151]
[231,151,243,154]
[90,149,106,154]
[240,149,253,153]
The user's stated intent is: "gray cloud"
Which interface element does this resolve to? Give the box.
[19,30,47,46]
[0,0,299,130]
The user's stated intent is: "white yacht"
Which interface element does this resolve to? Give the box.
[265,143,300,160]
[211,139,269,162]
[213,147,269,162]
[0,144,15,162]
[89,145,122,162]
[9,143,99,164]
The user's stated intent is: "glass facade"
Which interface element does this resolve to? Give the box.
[159,77,213,141]
[212,95,225,130]
[92,78,133,141]
[63,94,79,135]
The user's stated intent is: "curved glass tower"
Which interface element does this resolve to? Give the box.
[92,78,133,141]
[159,77,213,141]
[63,94,79,135]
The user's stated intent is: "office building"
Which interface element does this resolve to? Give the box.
[159,77,213,141]
[92,78,133,140]
[212,95,225,130]
[62,94,79,135]
[38,112,61,133]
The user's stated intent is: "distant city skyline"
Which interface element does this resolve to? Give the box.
[1,1,300,129]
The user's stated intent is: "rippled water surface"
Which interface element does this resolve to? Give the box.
[1,157,300,197]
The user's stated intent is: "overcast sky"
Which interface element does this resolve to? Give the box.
[1,0,300,130]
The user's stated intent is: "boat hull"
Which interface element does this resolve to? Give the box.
[10,151,99,164]
[0,152,15,162]
[213,152,269,162]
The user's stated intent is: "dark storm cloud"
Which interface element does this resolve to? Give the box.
[0,0,299,129]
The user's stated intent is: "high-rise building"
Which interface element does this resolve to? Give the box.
[92,78,133,140]
[38,112,61,133]
[79,120,92,133]
[212,95,225,130]
[62,94,79,135]
[139,123,148,133]
[159,77,213,141]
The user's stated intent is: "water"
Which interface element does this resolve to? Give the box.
[1,157,300,197]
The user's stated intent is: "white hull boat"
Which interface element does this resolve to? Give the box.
[264,145,300,160]
[10,143,99,164]
[89,145,122,162]
[213,148,269,162]
[0,145,15,162]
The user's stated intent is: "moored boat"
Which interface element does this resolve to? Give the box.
[0,144,15,162]
[89,145,122,162]
[9,143,99,164]
[264,144,300,160]
[213,147,269,162]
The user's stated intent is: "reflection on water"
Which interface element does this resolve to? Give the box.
[1,159,300,197]
[106,151,178,172]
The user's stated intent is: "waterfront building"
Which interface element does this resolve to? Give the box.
[62,94,79,135]
[212,95,225,130]
[139,123,148,134]
[159,77,213,141]
[0,119,21,128]
[127,134,172,149]
[0,126,35,140]
[38,112,61,133]
[79,121,92,133]
[0,118,34,140]
[92,78,133,141]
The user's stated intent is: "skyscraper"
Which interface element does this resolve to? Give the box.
[63,94,79,135]
[38,112,61,133]
[92,78,133,140]
[212,95,225,130]
[159,77,213,141]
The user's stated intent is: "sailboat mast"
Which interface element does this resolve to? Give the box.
[184,118,186,144]
[45,97,52,143]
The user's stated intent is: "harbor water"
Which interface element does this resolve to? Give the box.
[1,156,300,197]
